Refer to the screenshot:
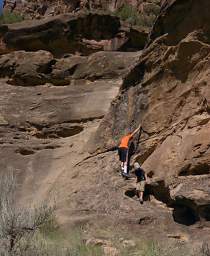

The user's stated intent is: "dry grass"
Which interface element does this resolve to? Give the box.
[0,171,55,255]
[0,171,103,256]
[0,171,209,256]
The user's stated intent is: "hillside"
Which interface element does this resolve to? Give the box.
[0,0,210,255]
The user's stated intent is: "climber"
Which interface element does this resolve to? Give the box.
[134,162,146,204]
[118,124,142,177]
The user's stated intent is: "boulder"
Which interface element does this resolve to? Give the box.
[0,50,140,85]
[0,50,54,86]
[149,0,210,45]
[51,54,86,85]
[73,51,142,80]
[0,12,148,56]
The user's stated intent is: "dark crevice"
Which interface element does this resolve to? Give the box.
[140,180,207,226]
[15,148,35,155]
[135,144,157,164]
[0,65,15,78]
[37,59,56,74]
[125,189,136,198]
[122,62,145,90]
[124,186,151,202]
[179,163,210,176]
[16,122,85,140]
[139,216,154,225]
[147,171,154,178]
[35,125,84,139]
[147,180,172,205]
[67,64,78,76]
[199,205,210,221]
[32,144,61,150]
[88,75,104,82]
[172,204,199,226]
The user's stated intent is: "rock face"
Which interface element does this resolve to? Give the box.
[0,50,140,85]
[0,50,55,85]
[1,0,210,249]
[90,0,210,226]
[0,12,148,55]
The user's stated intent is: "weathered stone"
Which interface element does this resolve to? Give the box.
[0,50,140,85]
[73,51,142,80]
[51,54,86,85]
[1,0,210,248]
[0,12,147,55]
[0,50,54,86]
[87,0,210,230]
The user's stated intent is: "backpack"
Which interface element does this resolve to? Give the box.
[135,168,145,181]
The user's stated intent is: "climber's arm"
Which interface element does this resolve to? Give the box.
[131,124,142,137]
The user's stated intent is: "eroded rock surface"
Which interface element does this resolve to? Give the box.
[1,0,210,248]
[89,0,210,230]
[0,50,54,85]
[0,50,141,85]
[0,12,148,55]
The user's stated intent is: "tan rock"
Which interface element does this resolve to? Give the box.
[0,12,147,55]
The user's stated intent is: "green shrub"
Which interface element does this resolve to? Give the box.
[115,4,139,25]
[143,3,160,16]
[0,11,23,24]
[115,4,158,28]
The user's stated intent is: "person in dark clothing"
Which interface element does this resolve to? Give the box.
[134,162,146,204]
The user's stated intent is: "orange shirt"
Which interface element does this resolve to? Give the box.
[119,134,133,148]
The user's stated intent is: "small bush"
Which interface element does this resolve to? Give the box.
[0,171,103,256]
[0,11,23,24]
[115,4,158,28]
[115,4,139,25]
[143,3,160,16]
[0,171,55,255]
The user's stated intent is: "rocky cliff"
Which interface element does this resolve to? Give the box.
[0,12,147,55]
[0,0,210,252]
[90,0,210,227]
